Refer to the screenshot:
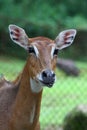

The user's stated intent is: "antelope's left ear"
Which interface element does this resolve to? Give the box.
[55,29,77,50]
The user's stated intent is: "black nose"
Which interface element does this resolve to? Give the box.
[42,69,55,87]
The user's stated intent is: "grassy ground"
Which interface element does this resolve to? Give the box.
[0,55,87,130]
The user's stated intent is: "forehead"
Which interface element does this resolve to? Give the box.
[29,37,55,49]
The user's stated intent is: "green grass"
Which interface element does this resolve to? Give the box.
[0,56,87,130]
[0,55,25,80]
[41,77,87,128]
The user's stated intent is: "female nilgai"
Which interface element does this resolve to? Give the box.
[0,25,76,130]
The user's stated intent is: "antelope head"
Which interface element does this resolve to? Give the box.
[9,25,76,92]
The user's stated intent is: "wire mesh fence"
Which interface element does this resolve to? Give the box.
[0,52,87,130]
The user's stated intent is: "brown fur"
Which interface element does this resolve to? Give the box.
[0,37,57,130]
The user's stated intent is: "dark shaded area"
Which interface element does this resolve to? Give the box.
[63,104,87,130]
[0,30,87,61]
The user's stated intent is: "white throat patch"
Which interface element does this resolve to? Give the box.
[30,78,43,93]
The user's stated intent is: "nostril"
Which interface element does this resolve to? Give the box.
[42,71,47,78]
[52,73,55,78]
[42,70,55,79]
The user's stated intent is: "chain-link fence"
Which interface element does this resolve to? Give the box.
[0,50,87,130]
[0,0,87,129]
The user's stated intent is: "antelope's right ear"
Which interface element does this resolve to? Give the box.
[8,24,29,49]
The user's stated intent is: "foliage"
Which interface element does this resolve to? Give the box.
[1,0,87,32]
[0,0,87,60]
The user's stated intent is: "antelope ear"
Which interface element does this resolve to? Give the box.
[55,29,76,50]
[8,24,29,49]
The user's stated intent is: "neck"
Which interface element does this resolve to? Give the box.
[10,64,43,130]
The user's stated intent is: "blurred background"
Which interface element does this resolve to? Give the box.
[0,0,87,130]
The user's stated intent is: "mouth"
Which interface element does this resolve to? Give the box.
[39,80,55,88]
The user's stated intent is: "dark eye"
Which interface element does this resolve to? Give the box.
[53,48,59,56]
[28,46,36,55]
